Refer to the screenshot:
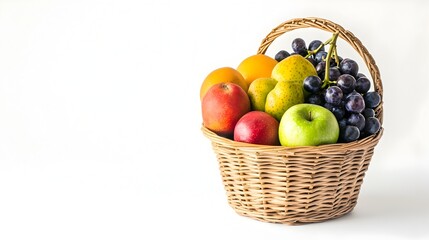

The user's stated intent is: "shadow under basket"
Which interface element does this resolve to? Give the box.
[201,17,384,225]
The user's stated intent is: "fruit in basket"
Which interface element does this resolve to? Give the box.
[308,39,325,53]
[275,50,290,62]
[237,54,278,86]
[291,38,308,57]
[247,77,277,111]
[347,113,366,131]
[364,117,381,135]
[336,74,356,94]
[234,111,280,145]
[265,80,304,121]
[200,67,248,100]
[363,91,381,108]
[201,83,250,138]
[339,58,359,77]
[271,54,317,83]
[298,33,382,142]
[200,31,381,144]
[325,86,343,105]
[355,77,371,93]
[345,93,365,113]
[278,103,339,146]
[303,75,323,93]
[340,125,360,142]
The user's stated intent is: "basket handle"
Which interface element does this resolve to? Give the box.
[257,17,383,124]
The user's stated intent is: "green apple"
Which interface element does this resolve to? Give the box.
[279,103,339,147]
[247,77,277,111]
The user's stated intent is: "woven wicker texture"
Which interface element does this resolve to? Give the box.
[202,17,384,224]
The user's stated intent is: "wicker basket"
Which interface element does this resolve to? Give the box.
[201,17,384,224]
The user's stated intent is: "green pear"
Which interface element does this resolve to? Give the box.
[247,77,277,111]
[265,80,304,121]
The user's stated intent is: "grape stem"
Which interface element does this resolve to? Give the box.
[333,46,340,67]
[305,37,333,58]
[321,32,340,88]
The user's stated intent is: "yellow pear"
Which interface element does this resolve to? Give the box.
[271,55,317,83]
[247,77,277,111]
[265,80,304,121]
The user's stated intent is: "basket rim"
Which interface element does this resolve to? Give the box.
[202,124,383,151]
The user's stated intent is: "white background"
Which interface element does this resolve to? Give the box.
[0,0,428,239]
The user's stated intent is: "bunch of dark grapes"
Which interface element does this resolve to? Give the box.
[275,37,382,143]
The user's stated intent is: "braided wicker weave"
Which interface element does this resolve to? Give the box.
[201,17,384,224]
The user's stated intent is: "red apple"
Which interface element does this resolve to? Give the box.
[234,111,280,145]
[202,82,250,138]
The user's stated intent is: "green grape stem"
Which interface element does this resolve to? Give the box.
[305,37,333,58]
[321,32,340,88]
[333,46,340,67]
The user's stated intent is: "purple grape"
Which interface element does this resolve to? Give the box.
[325,86,343,105]
[324,103,345,120]
[347,113,366,131]
[340,125,360,142]
[364,92,381,108]
[329,67,341,81]
[275,50,290,62]
[324,102,334,110]
[332,105,346,120]
[315,51,327,63]
[362,108,375,118]
[303,75,322,93]
[345,93,365,113]
[330,56,340,67]
[307,57,317,67]
[345,90,360,99]
[355,77,371,94]
[306,94,324,105]
[337,74,356,94]
[335,56,344,66]
[340,58,359,77]
[338,118,347,129]
[364,117,381,134]
[308,40,325,53]
[292,38,307,57]
[316,61,326,79]
[356,73,366,79]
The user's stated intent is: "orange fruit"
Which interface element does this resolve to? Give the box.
[200,67,248,100]
[237,54,278,86]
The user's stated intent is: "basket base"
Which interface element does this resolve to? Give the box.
[229,200,357,225]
